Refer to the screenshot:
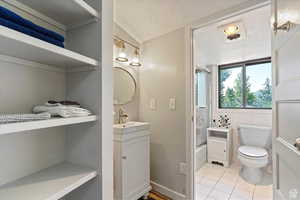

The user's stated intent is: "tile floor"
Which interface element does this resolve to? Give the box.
[196,163,273,200]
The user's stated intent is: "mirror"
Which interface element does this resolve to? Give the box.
[114,67,136,105]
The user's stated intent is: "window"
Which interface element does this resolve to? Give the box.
[196,71,207,107]
[218,58,272,109]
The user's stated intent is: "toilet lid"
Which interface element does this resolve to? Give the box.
[239,146,268,158]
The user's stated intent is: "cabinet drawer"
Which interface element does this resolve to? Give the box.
[207,139,227,161]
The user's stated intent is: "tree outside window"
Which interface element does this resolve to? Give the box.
[219,58,272,109]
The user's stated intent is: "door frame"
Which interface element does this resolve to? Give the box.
[184,1,271,199]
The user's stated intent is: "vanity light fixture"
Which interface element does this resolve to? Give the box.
[130,48,142,67]
[224,24,240,40]
[115,40,128,62]
[114,35,142,66]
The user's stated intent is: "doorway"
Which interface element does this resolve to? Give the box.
[190,4,273,200]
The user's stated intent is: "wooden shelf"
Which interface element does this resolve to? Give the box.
[0,162,97,200]
[4,0,99,28]
[0,25,98,68]
[0,115,97,135]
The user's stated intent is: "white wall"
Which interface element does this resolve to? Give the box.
[139,28,186,195]
[193,6,271,67]
[113,23,140,123]
[211,66,272,162]
[194,6,272,162]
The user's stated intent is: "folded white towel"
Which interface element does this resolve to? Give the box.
[33,105,91,118]
[0,112,51,123]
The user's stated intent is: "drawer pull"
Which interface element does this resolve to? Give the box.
[122,156,127,160]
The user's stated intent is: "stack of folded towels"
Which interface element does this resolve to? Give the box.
[0,101,91,124]
[0,6,65,47]
[33,100,92,118]
[0,112,51,124]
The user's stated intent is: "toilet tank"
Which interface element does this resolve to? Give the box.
[238,125,272,148]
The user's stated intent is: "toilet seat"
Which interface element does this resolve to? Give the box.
[238,146,268,160]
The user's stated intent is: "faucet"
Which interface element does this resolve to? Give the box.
[118,108,128,124]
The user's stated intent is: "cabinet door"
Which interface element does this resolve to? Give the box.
[208,139,227,161]
[122,136,150,198]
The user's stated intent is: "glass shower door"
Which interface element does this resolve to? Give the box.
[195,70,211,147]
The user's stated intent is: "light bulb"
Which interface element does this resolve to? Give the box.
[130,49,142,67]
[116,45,128,62]
[224,24,240,40]
[224,25,239,35]
[115,40,129,62]
[132,57,139,63]
[116,52,128,62]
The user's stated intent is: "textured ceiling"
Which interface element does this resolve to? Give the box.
[114,0,250,42]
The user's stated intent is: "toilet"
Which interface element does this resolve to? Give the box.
[238,125,272,184]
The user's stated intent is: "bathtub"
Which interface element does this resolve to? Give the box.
[196,144,207,171]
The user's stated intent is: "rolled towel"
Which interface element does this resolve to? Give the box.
[0,6,64,42]
[0,17,64,47]
[0,112,51,123]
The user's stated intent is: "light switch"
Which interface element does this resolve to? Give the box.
[150,98,156,110]
[179,162,187,175]
[169,98,176,110]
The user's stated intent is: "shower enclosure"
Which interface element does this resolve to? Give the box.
[195,67,211,170]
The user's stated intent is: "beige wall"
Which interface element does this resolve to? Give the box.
[113,23,187,195]
[113,23,140,123]
[139,28,186,195]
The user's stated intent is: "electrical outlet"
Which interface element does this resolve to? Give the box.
[169,98,176,110]
[179,162,187,175]
[150,98,156,110]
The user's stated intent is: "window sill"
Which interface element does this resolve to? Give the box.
[217,108,272,115]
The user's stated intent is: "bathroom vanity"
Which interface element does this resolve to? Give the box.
[113,122,151,200]
[207,127,232,167]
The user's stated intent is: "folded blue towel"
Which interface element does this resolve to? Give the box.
[0,6,64,42]
[0,17,64,47]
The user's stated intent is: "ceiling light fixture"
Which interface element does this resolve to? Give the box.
[130,48,142,67]
[224,25,240,40]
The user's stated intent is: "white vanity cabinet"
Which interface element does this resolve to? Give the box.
[113,122,151,200]
[207,127,232,167]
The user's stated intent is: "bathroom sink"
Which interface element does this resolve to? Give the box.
[113,121,149,134]
[118,121,138,127]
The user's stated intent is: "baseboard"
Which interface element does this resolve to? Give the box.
[275,189,287,200]
[150,181,186,200]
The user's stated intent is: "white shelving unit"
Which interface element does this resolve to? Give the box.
[0,0,101,69]
[207,127,232,167]
[0,115,97,135]
[0,0,112,199]
[0,163,97,200]
[0,26,98,68]
[3,0,100,29]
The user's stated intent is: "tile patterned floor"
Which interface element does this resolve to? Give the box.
[196,163,273,200]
